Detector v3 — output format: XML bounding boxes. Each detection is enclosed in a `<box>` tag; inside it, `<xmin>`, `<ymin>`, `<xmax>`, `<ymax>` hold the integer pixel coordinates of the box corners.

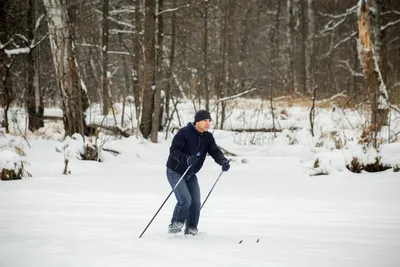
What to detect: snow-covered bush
<box><xmin>0</xmin><ymin>136</ymin><xmax>31</xmax><ymax>180</ymax></box>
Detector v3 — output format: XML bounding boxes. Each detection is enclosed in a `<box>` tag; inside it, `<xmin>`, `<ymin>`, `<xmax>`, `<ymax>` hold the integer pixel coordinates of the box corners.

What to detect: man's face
<box><xmin>195</xmin><ymin>119</ymin><xmax>211</xmax><ymax>133</ymax></box>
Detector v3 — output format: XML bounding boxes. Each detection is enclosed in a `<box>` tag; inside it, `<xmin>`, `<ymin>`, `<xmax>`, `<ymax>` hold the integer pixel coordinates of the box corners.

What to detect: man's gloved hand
<box><xmin>222</xmin><ymin>159</ymin><xmax>230</xmax><ymax>172</ymax></box>
<box><xmin>187</xmin><ymin>155</ymin><xmax>199</xmax><ymax>166</ymax></box>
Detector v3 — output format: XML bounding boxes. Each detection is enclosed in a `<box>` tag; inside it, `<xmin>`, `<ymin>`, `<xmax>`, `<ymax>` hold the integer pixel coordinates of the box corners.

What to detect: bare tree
<box><xmin>151</xmin><ymin>0</ymin><xmax>164</xmax><ymax>142</ymax></box>
<box><xmin>358</xmin><ymin>0</ymin><xmax>390</xmax><ymax>148</ymax></box>
<box><xmin>26</xmin><ymin>0</ymin><xmax>44</xmax><ymax>131</ymax></box>
<box><xmin>140</xmin><ymin>0</ymin><xmax>156</xmax><ymax>139</ymax></box>
<box><xmin>0</xmin><ymin>0</ymin><xmax>14</xmax><ymax>133</ymax></box>
<box><xmin>305</xmin><ymin>0</ymin><xmax>315</xmax><ymax>93</ymax></box>
<box><xmin>102</xmin><ymin>0</ymin><xmax>110</xmax><ymax>115</ymax></box>
<box><xmin>42</xmin><ymin>0</ymin><xmax>89</xmax><ymax>136</ymax></box>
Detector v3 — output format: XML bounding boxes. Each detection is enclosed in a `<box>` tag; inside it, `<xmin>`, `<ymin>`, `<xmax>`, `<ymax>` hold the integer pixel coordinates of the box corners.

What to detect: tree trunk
<box><xmin>133</xmin><ymin>0</ymin><xmax>142</xmax><ymax>137</ymax></box>
<box><xmin>140</xmin><ymin>0</ymin><xmax>156</xmax><ymax>139</ymax></box>
<box><xmin>202</xmin><ymin>5</ymin><xmax>210</xmax><ymax>111</ymax></box>
<box><xmin>1</xmin><ymin>58</ymin><xmax>14</xmax><ymax>133</ymax></box>
<box><xmin>358</xmin><ymin>0</ymin><xmax>389</xmax><ymax>148</ymax></box>
<box><xmin>0</xmin><ymin>0</ymin><xmax>13</xmax><ymax>133</ymax></box>
<box><xmin>151</xmin><ymin>0</ymin><xmax>163</xmax><ymax>142</ymax></box>
<box><xmin>26</xmin><ymin>0</ymin><xmax>44</xmax><ymax>132</ymax></box>
<box><xmin>215</xmin><ymin>1</ymin><xmax>228</xmax><ymax>129</ymax></box>
<box><xmin>165</xmin><ymin>0</ymin><xmax>177</xmax><ymax>126</ymax></box>
<box><xmin>120</xmin><ymin>32</ymin><xmax>129</xmax><ymax>128</ymax></box>
<box><xmin>43</xmin><ymin>0</ymin><xmax>89</xmax><ymax>137</ymax></box>
<box><xmin>305</xmin><ymin>0</ymin><xmax>315</xmax><ymax>93</ymax></box>
<box><xmin>285</xmin><ymin>0</ymin><xmax>294</xmax><ymax>92</ymax></box>
<box><xmin>293</xmin><ymin>0</ymin><xmax>306</xmax><ymax>93</ymax></box>
<box><xmin>102</xmin><ymin>0</ymin><xmax>110</xmax><ymax>115</ymax></box>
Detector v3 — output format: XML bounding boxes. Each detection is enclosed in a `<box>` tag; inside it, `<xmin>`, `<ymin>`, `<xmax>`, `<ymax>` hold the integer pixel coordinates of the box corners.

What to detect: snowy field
<box><xmin>1</xmin><ymin>101</ymin><xmax>400</xmax><ymax>267</ymax></box>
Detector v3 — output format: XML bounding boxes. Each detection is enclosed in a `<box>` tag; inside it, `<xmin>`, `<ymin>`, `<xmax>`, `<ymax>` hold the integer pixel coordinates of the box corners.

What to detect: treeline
<box><xmin>1</xmin><ymin>0</ymin><xmax>400</xmax><ymax>143</ymax></box>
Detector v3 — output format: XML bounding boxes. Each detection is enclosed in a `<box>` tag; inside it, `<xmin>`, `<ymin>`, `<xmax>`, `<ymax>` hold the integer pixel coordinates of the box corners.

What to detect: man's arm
<box><xmin>170</xmin><ymin>130</ymin><xmax>189</xmax><ymax>163</ymax></box>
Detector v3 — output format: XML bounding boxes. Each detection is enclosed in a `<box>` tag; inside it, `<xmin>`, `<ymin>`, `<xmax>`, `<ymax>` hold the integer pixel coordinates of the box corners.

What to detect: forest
<box><xmin>1</xmin><ymin>0</ymin><xmax>400</xmax><ymax>145</ymax></box>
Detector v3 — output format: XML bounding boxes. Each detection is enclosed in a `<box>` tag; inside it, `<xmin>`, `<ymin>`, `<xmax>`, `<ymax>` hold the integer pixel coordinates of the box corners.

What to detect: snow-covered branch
<box><xmin>94</xmin><ymin>9</ymin><xmax>135</xmax><ymax>29</ymax></box>
<box><xmin>337</xmin><ymin>60</ymin><xmax>363</xmax><ymax>77</ymax></box>
<box><xmin>381</xmin><ymin>18</ymin><xmax>400</xmax><ymax>31</ymax></box>
<box><xmin>156</xmin><ymin>4</ymin><xmax>190</xmax><ymax>17</ymax></box>
<box><xmin>156</xmin><ymin>0</ymin><xmax>213</xmax><ymax>17</ymax></box>
<box><xmin>0</xmin><ymin>39</ymin><xmax>13</xmax><ymax>50</ymax></box>
<box><xmin>218</xmin><ymin>88</ymin><xmax>257</xmax><ymax>103</ymax></box>
<box><xmin>319</xmin><ymin>5</ymin><xmax>358</xmax><ymax>19</ymax></box>
<box><xmin>35</xmin><ymin>14</ymin><xmax>45</xmax><ymax>32</ymax></box>
<box><xmin>75</xmin><ymin>43</ymin><xmax>131</xmax><ymax>55</ymax></box>
<box><xmin>109</xmin><ymin>29</ymin><xmax>136</xmax><ymax>34</ymax></box>
<box><xmin>315</xmin><ymin>91</ymin><xmax>347</xmax><ymax>105</ymax></box>
<box><xmin>318</xmin><ymin>5</ymin><xmax>357</xmax><ymax>36</ymax></box>
<box><xmin>4</xmin><ymin>33</ymin><xmax>48</xmax><ymax>56</ymax></box>
<box><xmin>109</xmin><ymin>8</ymin><xmax>135</xmax><ymax>15</ymax></box>
<box><xmin>390</xmin><ymin>104</ymin><xmax>400</xmax><ymax>114</ymax></box>
<box><xmin>322</xmin><ymin>32</ymin><xmax>357</xmax><ymax>57</ymax></box>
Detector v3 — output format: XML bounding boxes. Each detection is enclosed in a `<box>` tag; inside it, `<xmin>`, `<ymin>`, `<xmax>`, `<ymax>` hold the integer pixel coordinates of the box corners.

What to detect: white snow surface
<box><xmin>1</xmin><ymin>101</ymin><xmax>400</xmax><ymax>267</ymax></box>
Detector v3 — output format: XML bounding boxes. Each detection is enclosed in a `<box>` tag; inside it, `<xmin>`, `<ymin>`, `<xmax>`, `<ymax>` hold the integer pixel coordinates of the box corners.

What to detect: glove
<box><xmin>221</xmin><ymin>159</ymin><xmax>230</xmax><ymax>172</ymax></box>
<box><xmin>187</xmin><ymin>155</ymin><xmax>198</xmax><ymax>166</ymax></box>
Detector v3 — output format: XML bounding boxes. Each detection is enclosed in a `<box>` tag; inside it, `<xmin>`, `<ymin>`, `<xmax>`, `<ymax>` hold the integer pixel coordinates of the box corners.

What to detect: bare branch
<box><xmin>109</xmin><ymin>8</ymin><xmax>135</xmax><ymax>15</ymax></box>
<box><xmin>318</xmin><ymin>5</ymin><xmax>357</xmax><ymax>37</ymax></box>
<box><xmin>218</xmin><ymin>88</ymin><xmax>257</xmax><ymax>102</ymax></box>
<box><xmin>35</xmin><ymin>14</ymin><xmax>45</xmax><ymax>32</ymax></box>
<box><xmin>156</xmin><ymin>4</ymin><xmax>191</xmax><ymax>17</ymax></box>
<box><xmin>390</xmin><ymin>104</ymin><xmax>400</xmax><ymax>114</ymax></box>
<box><xmin>322</xmin><ymin>32</ymin><xmax>357</xmax><ymax>57</ymax></box>
<box><xmin>94</xmin><ymin>9</ymin><xmax>135</xmax><ymax>29</ymax></box>
<box><xmin>210</xmin><ymin>88</ymin><xmax>257</xmax><ymax>113</ymax></box>
<box><xmin>75</xmin><ymin>43</ymin><xmax>131</xmax><ymax>55</ymax></box>
<box><xmin>315</xmin><ymin>91</ymin><xmax>347</xmax><ymax>105</ymax></box>
<box><xmin>381</xmin><ymin>18</ymin><xmax>400</xmax><ymax>31</ymax></box>
<box><xmin>32</xmin><ymin>33</ymin><xmax>49</xmax><ymax>48</ymax></box>
<box><xmin>109</xmin><ymin>29</ymin><xmax>136</xmax><ymax>34</ymax></box>
<box><xmin>337</xmin><ymin>60</ymin><xmax>363</xmax><ymax>77</ymax></box>
<box><xmin>156</xmin><ymin>0</ymin><xmax>214</xmax><ymax>17</ymax></box>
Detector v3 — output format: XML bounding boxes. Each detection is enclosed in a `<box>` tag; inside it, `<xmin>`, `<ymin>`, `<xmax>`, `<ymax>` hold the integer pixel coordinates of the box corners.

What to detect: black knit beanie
<box><xmin>194</xmin><ymin>110</ymin><xmax>212</xmax><ymax>123</ymax></box>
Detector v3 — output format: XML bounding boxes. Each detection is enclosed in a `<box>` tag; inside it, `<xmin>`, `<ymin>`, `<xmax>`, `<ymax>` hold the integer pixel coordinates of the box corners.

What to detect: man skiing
<box><xmin>166</xmin><ymin>109</ymin><xmax>230</xmax><ymax>235</ymax></box>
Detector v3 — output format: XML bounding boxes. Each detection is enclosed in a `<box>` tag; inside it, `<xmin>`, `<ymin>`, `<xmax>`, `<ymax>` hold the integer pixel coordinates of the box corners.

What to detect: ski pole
<box><xmin>200</xmin><ymin>170</ymin><xmax>224</xmax><ymax>210</ymax></box>
<box><xmin>139</xmin><ymin>165</ymin><xmax>192</xmax><ymax>238</ymax></box>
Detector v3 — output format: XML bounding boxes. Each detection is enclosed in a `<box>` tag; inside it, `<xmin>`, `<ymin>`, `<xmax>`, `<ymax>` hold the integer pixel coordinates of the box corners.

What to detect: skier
<box><xmin>166</xmin><ymin>109</ymin><xmax>230</xmax><ymax>235</ymax></box>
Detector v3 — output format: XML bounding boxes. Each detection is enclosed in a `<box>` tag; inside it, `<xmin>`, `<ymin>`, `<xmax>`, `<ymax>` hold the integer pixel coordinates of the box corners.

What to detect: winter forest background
<box><xmin>1</xmin><ymin>0</ymin><xmax>400</xmax><ymax>172</ymax></box>
<box><xmin>1</xmin><ymin>1</ymin><xmax>400</xmax><ymax>266</ymax></box>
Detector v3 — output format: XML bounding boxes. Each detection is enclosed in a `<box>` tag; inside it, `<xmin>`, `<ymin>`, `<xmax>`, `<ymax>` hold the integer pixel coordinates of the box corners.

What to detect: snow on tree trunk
<box><xmin>42</xmin><ymin>0</ymin><xmax>89</xmax><ymax>137</ymax></box>
<box><xmin>357</xmin><ymin>0</ymin><xmax>389</xmax><ymax>148</ymax></box>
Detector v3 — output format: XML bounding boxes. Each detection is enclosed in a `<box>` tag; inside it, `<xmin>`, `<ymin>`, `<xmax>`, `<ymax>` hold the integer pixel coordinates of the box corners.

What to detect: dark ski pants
<box><xmin>166</xmin><ymin>168</ymin><xmax>201</xmax><ymax>228</ymax></box>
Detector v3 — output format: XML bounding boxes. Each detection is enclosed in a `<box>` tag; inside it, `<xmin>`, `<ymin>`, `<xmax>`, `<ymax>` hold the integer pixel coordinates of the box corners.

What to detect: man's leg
<box><xmin>185</xmin><ymin>174</ymin><xmax>201</xmax><ymax>230</ymax></box>
<box><xmin>166</xmin><ymin>168</ymin><xmax>192</xmax><ymax>226</ymax></box>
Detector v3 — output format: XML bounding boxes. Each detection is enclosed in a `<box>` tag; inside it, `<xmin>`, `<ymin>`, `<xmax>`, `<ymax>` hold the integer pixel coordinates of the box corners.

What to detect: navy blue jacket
<box><xmin>166</xmin><ymin>123</ymin><xmax>226</xmax><ymax>175</ymax></box>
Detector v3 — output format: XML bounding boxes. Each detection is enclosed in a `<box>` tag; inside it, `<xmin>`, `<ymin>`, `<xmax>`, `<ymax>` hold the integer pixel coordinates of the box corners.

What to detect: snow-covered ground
<box><xmin>1</xmin><ymin>101</ymin><xmax>400</xmax><ymax>267</ymax></box>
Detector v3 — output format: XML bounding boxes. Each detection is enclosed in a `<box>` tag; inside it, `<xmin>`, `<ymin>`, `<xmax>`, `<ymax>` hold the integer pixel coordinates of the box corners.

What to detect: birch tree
<box><xmin>357</xmin><ymin>0</ymin><xmax>389</xmax><ymax>147</ymax></box>
<box><xmin>42</xmin><ymin>0</ymin><xmax>89</xmax><ymax>136</ymax></box>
